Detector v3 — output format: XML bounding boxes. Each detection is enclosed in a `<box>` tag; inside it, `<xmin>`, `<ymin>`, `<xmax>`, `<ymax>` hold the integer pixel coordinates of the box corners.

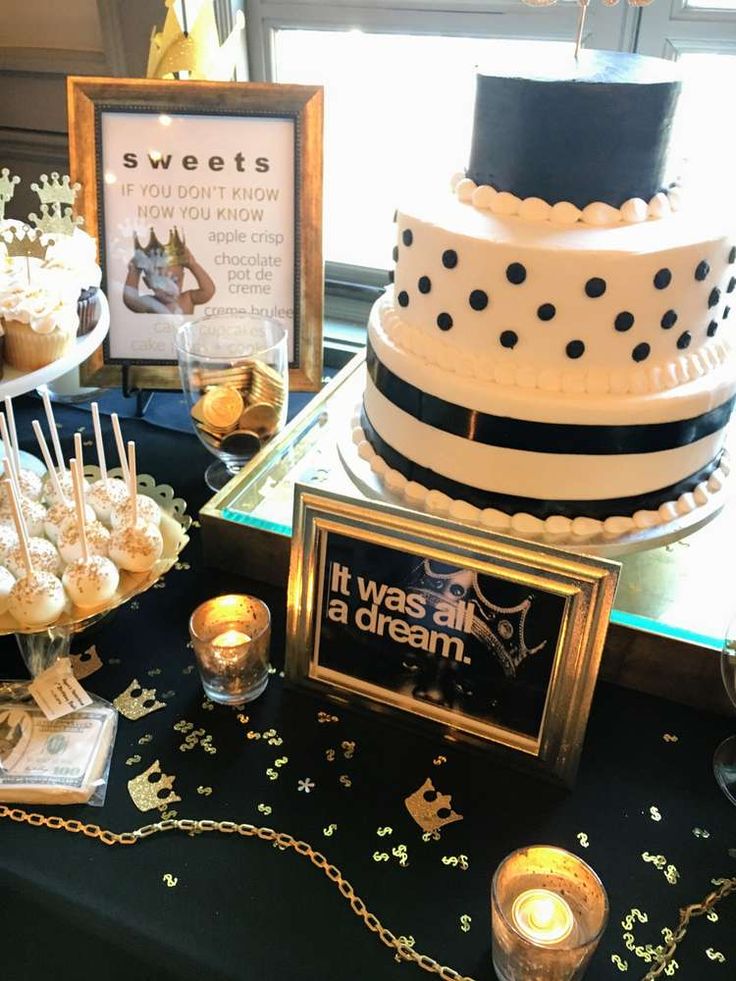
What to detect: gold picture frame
<box><xmin>67</xmin><ymin>75</ymin><xmax>323</xmax><ymax>392</ymax></box>
<box><xmin>287</xmin><ymin>487</ymin><xmax>620</xmax><ymax>786</ymax></box>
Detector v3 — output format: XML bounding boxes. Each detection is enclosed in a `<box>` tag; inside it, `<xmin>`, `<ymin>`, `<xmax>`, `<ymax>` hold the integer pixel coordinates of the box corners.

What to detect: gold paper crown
<box><xmin>147</xmin><ymin>0</ymin><xmax>245</xmax><ymax>81</ymax></box>
<box><xmin>28</xmin><ymin>173</ymin><xmax>83</xmax><ymax>237</ymax></box>
<box><xmin>113</xmin><ymin>678</ymin><xmax>167</xmax><ymax>721</ymax></box>
<box><xmin>70</xmin><ymin>646</ymin><xmax>103</xmax><ymax>681</ymax></box>
<box><xmin>128</xmin><ymin>760</ymin><xmax>182</xmax><ymax>812</ymax></box>
<box><xmin>0</xmin><ymin>168</ymin><xmax>20</xmax><ymax>222</ymax></box>
<box><xmin>404</xmin><ymin>778</ymin><xmax>464</xmax><ymax>835</ymax></box>
<box><xmin>30</xmin><ymin>172</ymin><xmax>80</xmax><ymax>208</ymax></box>
<box><xmin>1</xmin><ymin>225</ymin><xmax>51</xmax><ymax>261</ymax></box>
<box><xmin>133</xmin><ymin>226</ymin><xmax>187</xmax><ymax>267</ymax></box>
<box><xmin>29</xmin><ymin>203</ymin><xmax>84</xmax><ymax>237</ymax></box>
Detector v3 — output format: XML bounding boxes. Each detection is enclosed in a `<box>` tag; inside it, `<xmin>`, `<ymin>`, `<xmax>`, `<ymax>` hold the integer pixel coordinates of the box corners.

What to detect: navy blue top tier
<box><xmin>466</xmin><ymin>49</ymin><xmax>682</xmax><ymax>210</ymax></box>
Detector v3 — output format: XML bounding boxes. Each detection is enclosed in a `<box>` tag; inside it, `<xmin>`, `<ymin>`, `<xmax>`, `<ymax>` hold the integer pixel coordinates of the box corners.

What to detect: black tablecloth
<box><xmin>1</xmin><ymin>393</ymin><xmax>735</xmax><ymax>981</ymax></box>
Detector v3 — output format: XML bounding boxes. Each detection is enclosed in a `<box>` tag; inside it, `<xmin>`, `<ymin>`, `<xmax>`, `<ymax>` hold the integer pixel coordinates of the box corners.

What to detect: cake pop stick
<box><xmin>71</xmin><ymin>458</ymin><xmax>89</xmax><ymax>564</ymax></box>
<box><xmin>4</xmin><ymin>398</ymin><xmax>21</xmax><ymax>478</ymax></box>
<box><xmin>41</xmin><ymin>390</ymin><xmax>65</xmax><ymax>474</ymax></box>
<box><xmin>91</xmin><ymin>403</ymin><xmax>108</xmax><ymax>486</ymax></box>
<box><xmin>111</xmin><ymin>414</ymin><xmax>130</xmax><ymax>482</ymax></box>
<box><xmin>128</xmin><ymin>440</ymin><xmax>138</xmax><ymax>526</ymax></box>
<box><xmin>109</xmin><ymin>439</ymin><xmax>163</xmax><ymax>573</ymax></box>
<box><xmin>2</xmin><ymin>478</ymin><xmax>32</xmax><ymax>576</ymax></box>
<box><xmin>32</xmin><ymin>420</ymin><xmax>66</xmax><ymax>504</ymax></box>
<box><xmin>63</xmin><ymin>457</ymin><xmax>119</xmax><ymax>608</ymax></box>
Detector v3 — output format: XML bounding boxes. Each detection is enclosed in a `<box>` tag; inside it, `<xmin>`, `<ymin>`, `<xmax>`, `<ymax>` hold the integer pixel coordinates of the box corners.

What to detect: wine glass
<box><xmin>175</xmin><ymin>315</ymin><xmax>288</xmax><ymax>491</ymax></box>
<box><xmin>713</xmin><ymin>623</ymin><xmax>736</xmax><ymax>805</ymax></box>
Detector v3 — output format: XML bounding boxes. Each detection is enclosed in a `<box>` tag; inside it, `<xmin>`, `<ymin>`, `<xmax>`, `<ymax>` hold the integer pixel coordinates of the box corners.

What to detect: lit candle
<box><xmin>212</xmin><ymin>629</ymin><xmax>251</xmax><ymax>649</ymax></box>
<box><xmin>511</xmin><ymin>889</ymin><xmax>574</xmax><ymax>946</ymax></box>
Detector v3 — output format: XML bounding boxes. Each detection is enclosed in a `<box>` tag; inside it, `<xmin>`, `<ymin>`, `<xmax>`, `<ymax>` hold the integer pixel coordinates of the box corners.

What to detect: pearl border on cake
<box><xmin>350</xmin><ymin>409</ymin><xmax>731</xmax><ymax>542</ymax></box>
<box><xmin>450</xmin><ymin>173</ymin><xmax>683</xmax><ymax>227</ymax></box>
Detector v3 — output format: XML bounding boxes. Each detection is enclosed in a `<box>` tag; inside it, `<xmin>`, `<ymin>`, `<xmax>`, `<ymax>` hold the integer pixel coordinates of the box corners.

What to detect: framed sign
<box><xmin>287</xmin><ymin>488</ymin><xmax>619</xmax><ymax>786</ymax></box>
<box><xmin>67</xmin><ymin>76</ymin><xmax>323</xmax><ymax>391</ymax></box>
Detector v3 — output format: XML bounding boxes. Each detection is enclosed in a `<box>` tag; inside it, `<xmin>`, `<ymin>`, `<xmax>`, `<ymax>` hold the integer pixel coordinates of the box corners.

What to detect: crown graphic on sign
<box><xmin>147</xmin><ymin>0</ymin><xmax>245</xmax><ymax>81</ymax></box>
<box><xmin>128</xmin><ymin>760</ymin><xmax>182</xmax><ymax>812</ymax></box>
<box><xmin>0</xmin><ymin>168</ymin><xmax>20</xmax><ymax>222</ymax></box>
<box><xmin>113</xmin><ymin>678</ymin><xmax>167</xmax><ymax>721</ymax></box>
<box><xmin>133</xmin><ymin>226</ymin><xmax>187</xmax><ymax>268</ymax></box>
<box><xmin>404</xmin><ymin>778</ymin><xmax>464</xmax><ymax>835</ymax></box>
<box><xmin>415</xmin><ymin>560</ymin><xmax>546</xmax><ymax>678</ymax></box>
<box><xmin>1</xmin><ymin>225</ymin><xmax>52</xmax><ymax>261</ymax></box>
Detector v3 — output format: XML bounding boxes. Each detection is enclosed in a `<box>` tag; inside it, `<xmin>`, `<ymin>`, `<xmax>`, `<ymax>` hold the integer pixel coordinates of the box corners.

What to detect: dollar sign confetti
<box><xmin>162</xmin><ymin>874</ymin><xmax>178</xmax><ymax>887</ymax></box>
<box><xmin>664</xmin><ymin>865</ymin><xmax>679</xmax><ymax>885</ymax></box>
<box><xmin>341</xmin><ymin>740</ymin><xmax>356</xmax><ymax>759</ymax></box>
<box><xmin>274</xmin><ymin>756</ymin><xmax>288</xmax><ymax>768</ymax></box>
<box><xmin>392</xmin><ymin>845</ymin><xmax>408</xmax><ymax>867</ymax></box>
<box><xmin>460</xmin><ymin>915</ymin><xmax>471</xmax><ymax>933</ymax></box>
<box><xmin>161</xmin><ymin>690</ymin><xmax>175</xmax><ymax>699</ymax></box>
<box><xmin>147</xmin><ymin>668</ymin><xmax>161</xmax><ymax>676</ymax></box>
<box><xmin>623</xmin><ymin>933</ymin><xmax>636</xmax><ymax>952</ymax></box>
<box><xmin>263</xmin><ymin>729</ymin><xmax>276</xmax><ymax>738</ymax></box>
<box><xmin>662</xmin><ymin>734</ymin><xmax>679</xmax><ymax>743</ymax></box>
<box><xmin>611</xmin><ymin>954</ymin><xmax>628</xmax><ymax>972</ymax></box>
<box><xmin>325</xmin><ymin>749</ymin><xmax>336</xmax><ymax>762</ymax></box>
<box><xmin>649</xmin><ymin>806</ymin><xmax>662</xmax><ymax>822</ymax></box>
<box><xmin>577</xmin><ymin>832</ymin><xmax>589</xmax><ymax>848</ymax></box>
<box><xmin>422</xmin><ymin>830</ymin><xmax>441</xmax><ymax>842</ymax></box>
<box><xmin>160</xmin><ymin>809</ymin><xmax>177</xmax><ymax>820</ymax></box>
<box><xmin>339</xmin><ymin>775</ymin><xmax>352</xmax><ymax>788</ymax></box>
<box><xmin>317</xmin><ymin>711</ymin><xmax>339</xmax><ymax>723</ymax></box>
<box><xmin>693</xmin><ymin>827</ymin><xmax>710</xmax><ymax>839</ymax></box>
<box><xmin>202</xmin><ymin>700</ymin><xmax>214</xmax><ymax>711</ymax></box>
<box><xmin>138</xmin><ymin>734</ymin><xmax>153</xmax><ymax>745</ymax></box>
<box><xmin>257</xmin><ymin>804</ymin><xmax>272</xmax><ymax>816</ymax></box>
<box><xmin>372</xmin><ymin>851</ymin><xmax>390</xmax><ymax>862</ymax></box>
<box><xmin>182</xmin><ymin>664</ymin><xmax>195</xmax><ymax>674</ymax></box>
<box><xmin>196</xmin><ymin>786</ymin><xmax>212</xmax><ymax>796</ymax></box>
<box><xmin>109</xmin><ymin>657</ymin><xmax>121</xmax><ymax>665</ymax></box>
<box><xmin>458</xmin><ymin>855</ymin><xmax>469</xmax><ymax>870</ymax></box>
<box><xmin>395</xmin><ymin>936</ymin><xmax>415</xmax><ymax>963</ymax></box>
<box><xmin>433</xmin><ymin>755</ymin><xmax>446</xmax><ymax>765</ymax></box>
<box><xmin>237</xmin><ymin>714</ymin><xmax>249</xmax><ymax>725</ymax></box>
<box><xmin>707</xmin><ymin>911</ymin><xmax>719</xmax><ymax>923</ymax></box>
<box><xmin>441</xmin><ymin>856</ymin><xmax>458</xmax><ymax>867</ymax></box>
<box><xmin>247</xmin><ymin>731</ymin><xmax>262</xmax><ymax>740</ymax></box>
<box><xmin>266</xmin><ymin>768</ymin><xmax>278</xmax><ymax>780</ymax></box>
<box><xmin>376</xmin><ymin>827</ymin><xmax>393</xmax><ymax>837</ymax></box>
<box><xmin>323</xmin><ymin>824</ymin><xmax>337</xmax><ymax>837</ymax></box>
<box><xmin>125</xmin><ymin>755</ymin><xmax>141</xmax><ymax>765</ymax></box>
<box><xmin>268</xmin><ymin>737</ymin><xmax>283</xmax><ymax>746</ymax></box>
<box><xmin>663</xmin><ymin>961</ymin><xmax>679</xmax><ymax>977</ymax></box>
<box><xmin>706</xmin><ymin>949</ymin><xmax>726</xmax><ymax>963</ymax></box>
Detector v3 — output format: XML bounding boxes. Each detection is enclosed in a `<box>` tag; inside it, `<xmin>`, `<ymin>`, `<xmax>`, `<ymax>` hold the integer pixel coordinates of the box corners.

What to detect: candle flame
<box><xmin>212</xmin><ymin>629</ymin><xmax>251</xmax><ymax>648</ymax></box>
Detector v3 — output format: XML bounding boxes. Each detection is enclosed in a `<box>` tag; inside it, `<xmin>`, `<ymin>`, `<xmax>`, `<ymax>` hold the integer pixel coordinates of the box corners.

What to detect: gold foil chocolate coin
<box><xmin>239</xmin><ymin>402</ymin><xmax>280</xmax><ymax>439</ymax></box>
<box><xmin>201</xmin><ymin>386</ymin><xmax>244</xmax><ymax>431</ymax></box>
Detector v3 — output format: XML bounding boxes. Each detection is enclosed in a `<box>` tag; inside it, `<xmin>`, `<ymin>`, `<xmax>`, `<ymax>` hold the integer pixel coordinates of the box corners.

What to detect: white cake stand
<box><xmin>337</xmin><ymin>415</ymin><xmax>728</xmax><ymax>560</ymax></box>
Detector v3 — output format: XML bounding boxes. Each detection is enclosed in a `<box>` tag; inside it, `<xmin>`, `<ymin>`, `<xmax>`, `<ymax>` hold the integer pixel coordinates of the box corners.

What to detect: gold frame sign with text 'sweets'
<box><xmin>287</xmin><ymin>488</ymin><xmax>620</xmax><ymax>786</ymax></box>
<box><xmin>67</xmin><ymin>77</ymin><xmax>323</xmax><ymax>391</ymax></box>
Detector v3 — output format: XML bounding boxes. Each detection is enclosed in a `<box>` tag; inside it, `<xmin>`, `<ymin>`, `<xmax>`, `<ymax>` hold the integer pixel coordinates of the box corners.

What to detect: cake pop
<box><xmin>57</xmin><ymin>515</ymin><xmax>110</xmax><ymax>563</ymax></box>
<box><xmin>62</xmin><ymin>458</ymin><xmax>119</xmax><ymax>609</ymax></box>
<box><xmin>3</xmin><ymin>478</ymin><xmax>65</xmax><ymax>628</ymax></box>
<box><xmin>33</xmin><ymin>421</ymin><xmax>94</xmax><ymax>543</ymax></box>
<box><xmin>5</xmin><ymin>535</ymin><xmax>61</xmax><ymax>578</ymax></box>
<box><xmin>87</xmin><ymin>402</ymin><xmax>128</xmax><ymax>525</ymax></box>
<box><xmin>0</xmin><ymin>434</ymin><xmax>45</xmax><ymax>538</ymax></box>
<box><xmin>0</xmin><ymin>565</ymin><xmax>14</xmax><ymax>615</ymax></box>
<box><xmin>0</xmin><ymin>523</ymin><xmax>18</xmax><ymax>565</ymax></box>
<box><xmin>3</xmin><ymin>398</ymin><xmax>42</xmax><ymax>502</ymax></box>
<box><xmin>109</xmin><ymin>441</ymin><xmax>163</xmax><ymax>573</ymax></box>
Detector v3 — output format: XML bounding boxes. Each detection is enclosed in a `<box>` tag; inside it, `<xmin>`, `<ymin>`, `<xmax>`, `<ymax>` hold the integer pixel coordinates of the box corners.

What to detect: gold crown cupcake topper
<box><xmin>128</xmin><ymin>760</ymin><xmax>181</xmax><ymax>812</ymax></box>
<box><xmin>30</xmin><ymin>172</ymin><xmax>80</xmax><ymax>208</ymax></box>
<box><xmin>28</xmin><ymin>203</ymin><xmax>84</xmax><ymax>237</ymax></box>
<box><xmin>405</xmin><ymin>778</ymin><xmax>464</xmax><ymax>835</ymax></box>
<box><xmin>1</xmin><ymin>225</ymin><xmax>51</xmax><ymax>261</ymax></box>
<box><xmin>113</xmin><ymin>678</ymin><xmax>167</xmax><ymax>720</ymax></box>
<box><xmin>29</xmin><ymin>173</ymin><xmax>83</xmax><ymax>237</ymax></box>
<box><xmin>0</xmin><ymin>168</ymin><xmax>20</xmax><ymax>222</ymax></box>
<box><xmin>133</xmin><ymin>226</ymin><xmax>187</xmax><ymax>268</ymax></box>
<box><xmin>147</xmin><ymin>0</ymin><xmax>245</xmax><ymax>81</ymax></box>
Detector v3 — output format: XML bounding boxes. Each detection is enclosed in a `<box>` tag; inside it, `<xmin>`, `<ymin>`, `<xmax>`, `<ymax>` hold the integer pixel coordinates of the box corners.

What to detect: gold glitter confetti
<box><xmin>174</xmin><ymin>720</ymin><xmax>194</xmax><ymax>733</ymax></box>
<box><xmin>323</xmin><ymin>824</ymin><xmax>337</xmax><ymax>837</ymax></box>
<box><xmin>161</xmin><ymin>690</ymin><xmax>175</xmax><ymax>700</ymax></box>
<box><xmin>326</xmin><ymin>749</ymin><xmax>336</xmax><ymax>762</ymax></box>
<box><xmin>201</xmin><ymin>699</ymin><xmax>214</xmax><ymax>711</ymax></box>
<box><xmin>642</xmin><ymin>852</ymin><xmax>667</xmax><ymax>869</ymax></box>
<box><xmin>138</xmin><ymin>734</ymin><xmax>153</xmax><ymax>745</ymax></box>
<box><xmin>460</xmin><ymin>915</ymin><xmax>471</xmax><ymax>933</ymax></box>
<box><xmin>422</xmin><ymin>830</ymin><xmax>441</xmax><ymax>842</ymax></box>
<box><xmin>174</xmin><ymin>561</ymin><xmax>191</xmax><ymax>571</ymax></box>
<box><xmin>706</xmin><ymin>949</ymin><xmax>726</xmax><ymax>963</ymax></box>
<box><xmin>267</xmin><ymin>737</ymin><xmax>283</xmax><ymax>746</ymax></box>
<box><xmin>317</xmin><ymin>711</ymin><xmax>339</xmax><ymax>723</ymax></box>
<box><xmin>707</xmin><ymin>911</ymin><xmax>719</xmax><ymax>923</ymax></box>
<box><xmin>339</xmin><ymin>775</ymin><xmax>352</xmax><ymax>788</ymax></box>
<box><xmin>649</xmin><ymin>806</ymin><xmax>662</xmax><ymax>822</ymax></box>
<box><xmin>611</xmin><ymin>954</ymin><xmax>628</xmax><ymax>972</ymax></box>
<box><xmin>182</xmin><ymin>664</ymin><xmax>195</xmax><ymax>674</ymax></box>
<box><xmin>274</xmin><ymin>756</ymin><xmax>288</xmax><ymax>768</ymax></box>
<box><xmin>153</xmin><ymin>581</ymin><xmax>166</xmax><ymax>590</ymax></box>
<box><xmin>693</xmin><ymin>828</ymin><xmax>711</xmax><ymax>839</ymax></box>
<box><xmin>297</xmin><ymin>777</ymin><xmax>315</xmax><ymax>793</ymax></box>
<box><xmin>197</xmin><ymin>786</ymin><xmax>212</xmax><ymax>796</ymax></box>
<box><xmin>663</xmin><ymin>734</ymin><xmax>679</xmax><ymax>743</ymax></box>
<box><xmin>114</xmin><ymin>679</ymin><xmax>166</xmax><ymax>720</ymax></box>
<box><xmin>247</xmin><ymin>731</ymin><xmax>262</xmax><ymax>740</ymax></box>
<box><xmin>433</xmin><ymin>755</ymin><xmax>447</xmax><ymax>765</ymax></box>
<box><xmin>147</xmin><ymin>668</ymin><xmax>162</xmax><ymax>676</ymax></box>
<box><xmin>395</xmin><ymin>936</ymin><xmax>415</xmax><ymax>963</ymax></box>
<box><xmin>392</xmin><ymin>845</ymin><xmax>408</xmax><ymax>867</ymax></box>
<box><xmin>663</xmin><ymin>961</ymin><xmax>679</xmax><ymax>977</ymax></box>
<box><xmin>128</xmin><ymin>761</ymin><xmax>181</xmax><ymax>812</ymax></box>
<box><xmin>256</xmin><ymin>804</ymin><xmax>272</xmax><ymax>816</ymax></box>
<box><xmin>162</xmin><ymin>874</ymin><xmax>178</xmax><ymax>887</ymax></box>
<box><xmin>159</xmin><ymin>808</ymin><xmax>178</xmax><ymax>820</ymax></box>
<box><xmin>125</xmin><ymin>755</ymin><xmax>142</xmax><ymax>765</ymax></box>
<box><xmin>376</xmin><ymin>827</ymin><xmax>393</xmax><ymax>837</ymax></box>
<box><xmin>266</xmin><ymin>768</ymin><xmax>278</xmax><ymax>781</ymax></box>
<box><xmin>622</xmin><ymin>909</ymin><xmax>648</xmax><ymax>930</ymax></box>
<box><xmin>441</xmin><ymin>854</ymin><xmax>469</xmax><ymax>870</ymax></box>
<box><xmin>237</xmin><ymin>714</ymin><xmax>249</xmax><ymax>725</ymax></box>
<box><xmin>263</xmin><ymin>729</ymin><xmax>277</xmax><ymax>738</ymax></box>
<box><xmin>341</xmin><ymin>740</ymin><xmax>356</xmax><ymax>759</ymax></box>
<box><xmin>662</xmin><ymin>928</ymin><xmax>675</xmax><ymax>944</ymax></box>
<box><xmin>577</xmin><ymin>832</ymin><xmax>589</xmax><ymax>848</ymax></box>
<box><xmin>372</xmin><ymin>852</ymin><xmax>390</xmax><ymax>862</ymax></box>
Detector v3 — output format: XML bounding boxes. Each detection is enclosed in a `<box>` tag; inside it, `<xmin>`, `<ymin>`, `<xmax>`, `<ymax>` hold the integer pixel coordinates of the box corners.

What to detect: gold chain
<box><xmin>0</xmin><ymin>804</ymin><xmax>473</xmax><ymax>981</ymax></box>
<box><xmin>3</xmin><ymin>804</ymin><xmax>734</xmax><ymax>981</ymax></box>
<box><xmin>642</xmin><ymin>876</ymin><xmax>736</xmax><ymax>980</ymax></box>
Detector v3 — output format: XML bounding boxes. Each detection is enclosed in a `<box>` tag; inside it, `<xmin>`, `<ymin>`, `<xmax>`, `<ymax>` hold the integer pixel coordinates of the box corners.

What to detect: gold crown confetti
<box><xmin>1</xmin><ymin>226</ymin><xmax>51</xmax><ymax>261</ymax></box>
<box><xmin>70</xmin><ymin>646</ymin><xmax>103</xmax><ymax>681</ymax></box>
<box><xmin>147</xmin><ymin>0</ymin><xmax>245</xmax><ymax>81</ymax></box>
<box><xmin>404</xmin><ymin>778</ymin><xmax>464</xmax><ymax>835</ymax></box>
<box><xmin>128</xmin><ymin>760</ymin><xmax>181</xmax><ymax>812</ymax></box>
<box><xmin>113</xmin><ymin>678</ymin><xmax>167</xmax><ymax>720</ymax></box>
<box><xmin>0</xmin><ymin>168</ymin><xmax>20</xmax><ymax>222</ymax></box>
<box><xmin>133</xmin><ymin>226</ymin><xmax>187</xmax><ymax>268</ymax></box>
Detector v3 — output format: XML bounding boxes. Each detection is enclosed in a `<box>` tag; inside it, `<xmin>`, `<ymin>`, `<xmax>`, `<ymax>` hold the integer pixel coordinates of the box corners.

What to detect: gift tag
<box><xmin>28</xmin><ymin>658</ymin><xmax>92</xmax><ymax>721</ymax></box>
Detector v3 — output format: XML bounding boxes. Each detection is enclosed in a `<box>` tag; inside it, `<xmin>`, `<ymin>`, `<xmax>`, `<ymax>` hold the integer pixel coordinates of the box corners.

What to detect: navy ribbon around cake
<box><xmin>367</xmin><ymin>345</ymin><xmax>735</xmax><ymax>455</ymax></box>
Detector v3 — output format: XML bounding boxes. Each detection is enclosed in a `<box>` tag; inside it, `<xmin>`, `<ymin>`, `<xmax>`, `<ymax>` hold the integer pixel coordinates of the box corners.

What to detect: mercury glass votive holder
<box><xmin>491</xmin><ymin>846</ymin><xmax>608</xmax><ymax>981</ymax></box>
<box><xmin>189</xmin><ymin>595</ymin><xmax>271</xmax><ymax>704</ymax></box>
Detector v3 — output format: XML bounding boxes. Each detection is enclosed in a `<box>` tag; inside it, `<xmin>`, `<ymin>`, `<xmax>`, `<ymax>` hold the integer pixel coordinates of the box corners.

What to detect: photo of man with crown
<box><xmin>123</xmin><ymin>226</ymin><xmax>215</xmax><ymax>315</ymax></box>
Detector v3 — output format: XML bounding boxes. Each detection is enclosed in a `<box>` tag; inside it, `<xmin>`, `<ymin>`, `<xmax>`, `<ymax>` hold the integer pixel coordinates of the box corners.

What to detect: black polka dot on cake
<box><xmin>402</xmin><ymin>229</ymin><xmax>413</xmax><ymax>247</ymax></box>
<box><xmin>708</xmin><ymin>287</ymin><xmax>721</xmax><ymax>308</ymax></box>
<box><xmin>566</xmin><ymin>339</ymin><xmax>585</xmax><ymax>359</ymax></box>
<box><xmin>418</xmin><ymin>276</ymin><xmax>431</xmax><ymax>294</ymax></box>
<box><xmin>442</xmin><ymin>249</ymin><xmax>458</xmax><ymax>269</ymax></box>
<box><xmin>614</xmin><ymin>311</ymin><xmax>635</xmax><ymax>332</ymax></box>
<box><xmin>728</xmin><ymin>277</ymin><xmax>736</xmax><ymax>293</ymax></box>
<box><xmin>660</xmin><ymin>309</ymin><xmax>678</xmax><ymax>330</ymax></box>
<box><xmin>654</xmin><ymin>268</ymin><xmax>672</xmax><ymax>290</ymax></box>
<box><xmin>436</xmin><ymin>312</ymin><xmax>453</xmax><ymax>331</ymax></box>
<box><xmin>677</xmin><ymin>331</ymin><xmax>692</xmax><ymax>350</ymax></box>
<box><xmin>694</xmin><ymin>260</ymin><xmax>710</xmax><ymax>281</ymax></box>
<box><xmin>724</xmin><ymin>306</ymin><xmax>731</xmax><ymax>320</ymax></box>
<box><xmin>392</xmin><ymin>246</ymin><xmax>398</xmax><ymax>263</ymax></box>
<box><xmin>632</xmin><ymin>342</ymin><xmax>650</xmax><ymax>363</ymax></box>
<box><xmin>506</xmin><ymin>263</ymin><xmax>526</xmax><ymax>285</ymax></box>
<box><xmin>729</xmin><ymin>246</ymin><xmax>736</xmax><ymax>264</ymax></box>
<box><xmin>585</xmin><ymin>277</ymin><xmax>606</xmax><ymax>298</ymax></box>
<box><xmin>469</xmin><ymin>289</ymin><xmax>488</xmax><ymax>311</ymax></box>
<box><xmin>500</xmin><ymin>330</ymin><xmax>518</xmax><ymax>349</ymax></box>
<box><xmin>537</xmin><ymin>303</ymin><xmax>556</xmax><ymax>321</ymax></box>
<box><xmin>397</xmin><ymin>290</ymin><xmax>409</xmax><ymax>308</ymax></box>
<box><xmin>707</xmin><ymin>320</ymin><xmax>719</xmax><ymax>337</ymax></box>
